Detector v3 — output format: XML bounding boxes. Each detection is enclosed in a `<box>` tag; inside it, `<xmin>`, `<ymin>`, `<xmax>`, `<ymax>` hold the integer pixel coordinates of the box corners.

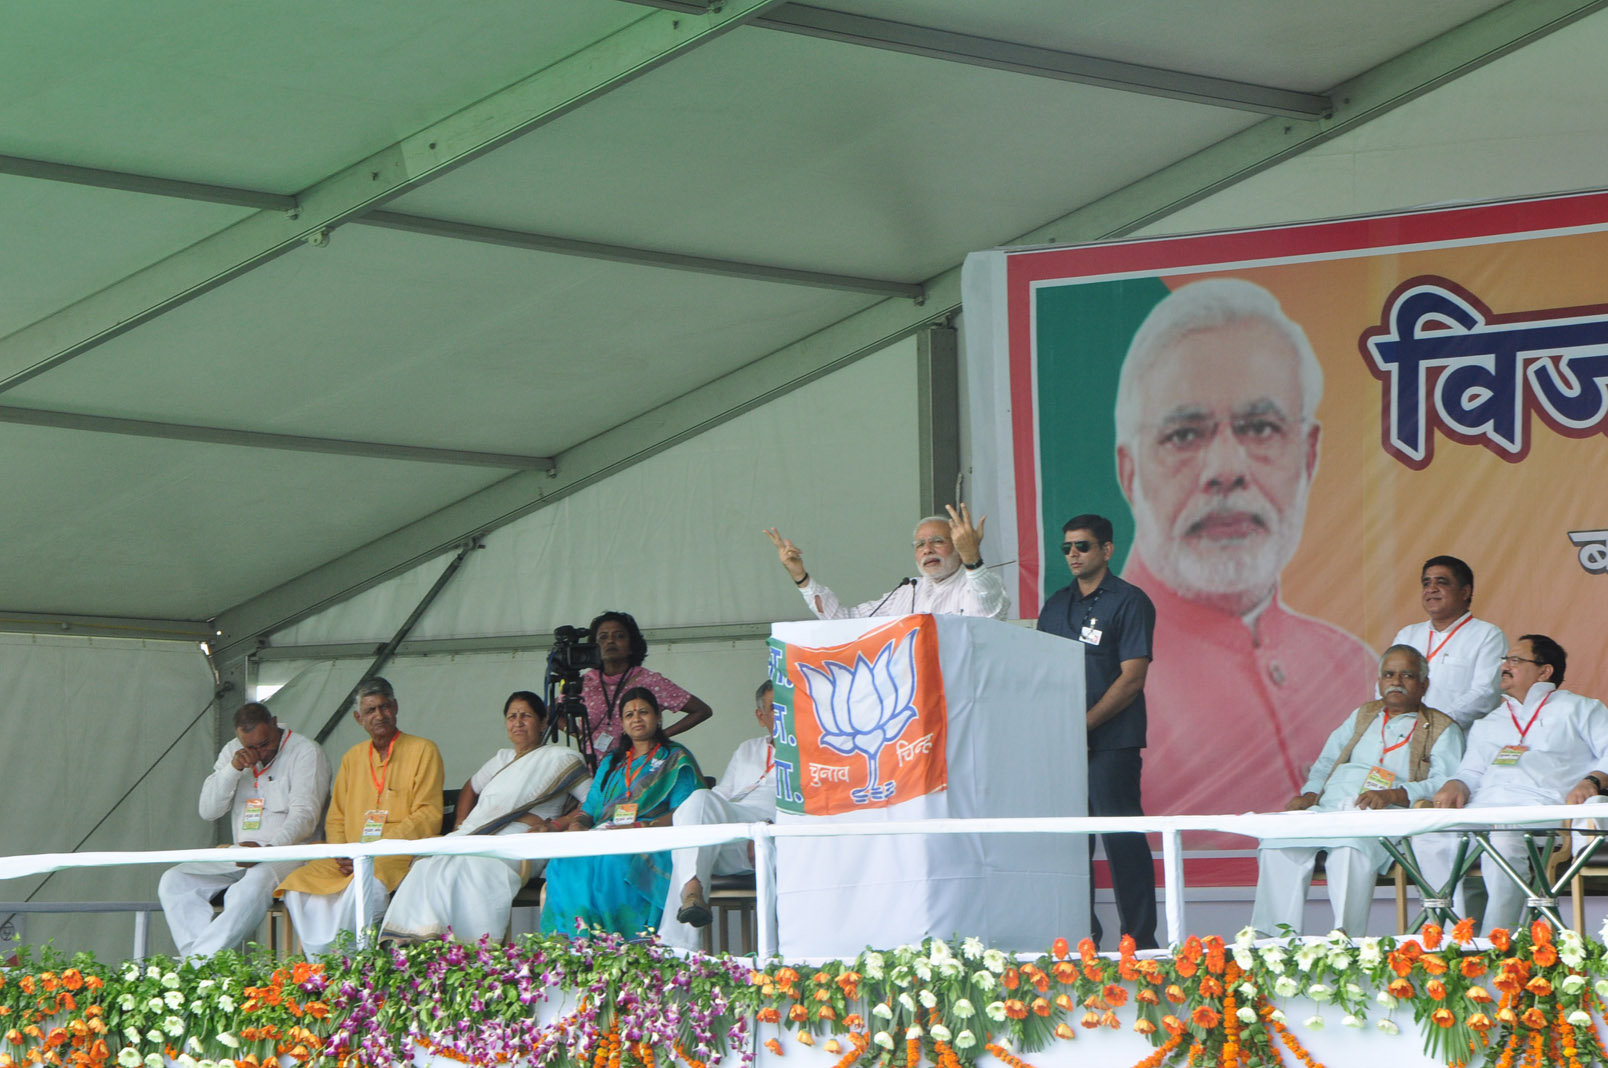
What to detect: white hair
<box><xmin>913</xmin><ymin>515</ymin><xmax>950</xmax><ymax>537</ymax></box>
<box><xmin>1379</xmin><ymin>644</ymin><xmax>1430</xmax><ymax>681</ymax></box>
<box><xmin>1113</xmin><ymin>278</ymin><xmax>1324</xmax><ymax>448</ymax></box>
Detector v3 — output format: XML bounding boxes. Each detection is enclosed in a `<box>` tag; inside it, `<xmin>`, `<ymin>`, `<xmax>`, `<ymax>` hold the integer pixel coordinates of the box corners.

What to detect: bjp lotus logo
<box><xmin>797</xmin><ymin>630</ymin><xmax>919</xmax><ymax>803</ymax></box>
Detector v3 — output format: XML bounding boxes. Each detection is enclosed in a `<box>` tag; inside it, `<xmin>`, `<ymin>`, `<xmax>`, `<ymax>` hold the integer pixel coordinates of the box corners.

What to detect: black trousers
<box><xmin>1087</xmin><ymin>746</ymin><xmax>1158</xmax><ymax>949</ymax></box>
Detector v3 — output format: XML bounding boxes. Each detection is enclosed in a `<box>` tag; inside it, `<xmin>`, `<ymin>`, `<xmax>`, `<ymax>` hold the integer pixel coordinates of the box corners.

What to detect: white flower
<box><xmin>147</xmin><ymin>996</ymin><xmax>166</xmax><ymax>1012</ymax></box>
<box><xmin>890</xmin><ymin>965</ymin><xmax>912</xmax><ymax>987</ymax></box>
<box><xmin>118</xmin><ymin>993</ymin><xmax>137</xmax><ymax>1011</ymax></box>
<box><xmin>1345</xmin><ymin>982</ymin><xmax>1365</xmax><ymax>999</ymax></box>
<box><xmin>982</xmin><ymin>949</ymin><xmax>1008</xmax><ymax>974</ymax></box>
<box><xmin>905</xmin><ymin>1026</ymin><xmax>924</xmax><ymax>1040</ymax></box>
<box><xmin>952</xmin><ymin>999</ymin><xmax>975</xmax><ymax>1018</ymax></box>
<box><xmin>1232</xmin><ymin>946</ymin><xmax>1254</xmax><ymax>970</ymax></box>
<box><xmin>196</xmin><ymin>979</ymin><xmax>215</xmax><ymax>993</ymax></box>
<box><xmin>1304</xmin><ymin>1015</ymin><xmax>1325</xmax><ymax>1031</ymax></box>
<box><xmin>930</xmin><ymin>941</ymin><xmax>954</xmax><ymax>964</ymax></box>
<box><xmin>1267</xmin><ymin>1008</ymin><xmax>1286</xmax><ymax>1024</ymax></box>
<box><xmin>1561</xmin><ymin>931</ymin><xmax>1587</xmax><ymax>969</ymax></box>
<box><xmin>1236</xmin><ymin>1007</ymin><xmax>1256</xmax><ymax>1024</ymax></box>
<box><xmin>217</xmin><ymin>1033</ymin><xmax>240</xmax><ymax>1049</ymax></box>
<box><xmin>117</xmin><ymin>1051</ymin><xmax>141</xmax><ymax>1068</ymax></box>
<box><xmin>1239</xmin><ymin>982</ymin><xmax>1257</xmax><ymax>999</ymax></box>
<box><xmin>972</xmin><ymin>970</ymin><xmax>996</xmax><ymax>992</ymax></box>
<box><xmin>1377</xmin><ymin>1019</ymin><xmax>1400</xmax><ymax>1036</ymax></box>
<box><xmin>1273</xmin><ymin>976</ymin><xmax>1299</xmax><ymax>998</ymax></box>
<box><xmin>146</xmin><ymin>1030</ymin><xmax>165</xmax><ymax>1044</ymax></box>
<box><xmin>1596</xmin><ymin>979</ymin><xmax>1608</xmax><ymax>1002</ymax></box>
<box><xmin>145</xmin><ymin>1055</ymin><xmax>164</xmax><ymax>1068</ymax></box>
<box><xmin>124</xmin><ymin>1027</ymin><xmax>141</xmax><ymax>1044</ymax></box>
<box><xmin>1307</xmin><ymin>983</ymin><xmax>1333</xmax><ymax>1003</ymax></box>
<box><xmin>863</xmin><ymin>952</ymin><xmax>885</xmax><ymax>979</ymax></box>
<box><xmin>1563</xmin><ymin>974</ymin><xmax>1588</xmax><ymax>995</ymax></box>
<box><xmin>1326</xmin><ymin>929</ymin><xmax>1350</xmax><ymax>946</ymax></box>
<box><xmin>872</xmin><ymin>1003</ymin><xmax>894</xmax><ymax>1020</ymax></box>
<box><xmin>1569</xmin><ymin>1010</ymin><xmax>1593</xmax><ymax>1027</ymax></box>
<box><xmin>200</xmin><ymin>1062</ymin><xmax>217</xmax><ymax>1068</ymax></box>
<box><xmin>913</xmin><ymin>960</ymin><xmax>933</xmax><ymax>982</ymax></box>
<box><xmin>217</xmin><ymin>994</ymin><xmax>236</xmax><ymax>1013</ymax></box>
<box><xmin>164</xmin><ymin>1015</ymin><xmax>185</xmax><ymax>1036</ymax></box>
<box><xmin>1235</xmin><ymin>925</ymin><xmax>1257</xmax><ymax>947</ymax></box>
<box><xmin>1376</xmin><ymin>991</ymin><xmax>1397</xmax><ymax>1009</ymax></box>
<box><xmin>186</xmin><ymin>1037</ymin><xmax>205</xmax><ymax>1054</ymax></box>
<box><xmin>161</xmin><ymin>971</ymin><xmax>181</xmax><ymax>990</ymax></box>
<box><xmin>918</xmin><ymin>989</ymin><xmax>937</xmax><ymax>1009</ymax></box>
<box><xmin>939</xmin><ymin>960</ymin><xmax>963</xmax><ymax>979</ymax></box>
<box><xmin>1260</xmin><ymin>947</ymin><xmax>1287</xmax><ymax>973</ymax></box>
<box><xmin>1293</xmin><ymin>943</ymin><xmax>1323</xmax><ymax>972</ymax></box>
<box><xmin>1326</xmin><ymin>950</ymin><xmax>1351</xmax><ymax>971</ymax></box>
<box><xmin>122</xmin><ymin>963</ymin><xmax>141</xmax><ymax>982</ymax></box>
<box><xmin>873</xmin><ymin>1032</ymin><xmax>894</xmax><ymax>1051</ymax></box>
<box><xmin>177</xmin><ymin>1057</ymin><xmax>199</xmax><ymax>1068</ymax></box>
<box><xmin>954</xmin><ymin>1030</ymin><xmax>976</xmax><ymax>1050</ymax></box>
<box><xmin>898</xmin><ymin>992</ymin><xmax>917</xmax><ymax>1013</ymax></box>
<box><xmin>1357</xmin><ymin>938</ymin><xmax>1383</xmax><ymax>967</ymax></box>
<box><xmin>146</xmin><ymin>965</ymin><xmax>163</xmax><ymax>980</ymax></box>
<box><xmin>165</xmin><ymin>990</ymin><xmax>185</xmax><ymax>1009</ymax></box>
<box><xmin>1341</xmin><ymin>1015</ymin><xmax>1363</xmax><ymax>1029</ymax></box>
<box><xmin>930</xmin><ymin>1025</ymin><xmax>952</xmax><ymax>1043</ymax></box>
<box><xmin>985</xmin><ymin>1001</ymin><xmax>1007</xmax><ymax>1023</ymax></box>
<box><xmin>961</xmin><ymin>937</ymin><xmax>984</xmax><ymax>960</ymax></box>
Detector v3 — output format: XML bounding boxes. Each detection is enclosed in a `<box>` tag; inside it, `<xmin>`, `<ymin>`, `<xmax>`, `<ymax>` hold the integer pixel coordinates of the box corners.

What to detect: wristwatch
<box><xmin>1586</xmin><ymin>772</ymin><xmax>1608</xmax><ymax>796</ymax></box>
<box><xmin>963</xmin><ymin>558</ymin><xmax>985</xmax><ymax>571</ymax></box>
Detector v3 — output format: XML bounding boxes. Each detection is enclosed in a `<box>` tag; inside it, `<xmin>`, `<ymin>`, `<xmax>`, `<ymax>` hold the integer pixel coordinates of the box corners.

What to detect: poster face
<box><xmin>769</xmin><ymin>616</ymin><xmax>948</xmax><ymax>816</ymax></box>
<box><xmin>970</xmin><ymin>191</ymin><xmax>1608</xmax><ymax>871</ymax></box>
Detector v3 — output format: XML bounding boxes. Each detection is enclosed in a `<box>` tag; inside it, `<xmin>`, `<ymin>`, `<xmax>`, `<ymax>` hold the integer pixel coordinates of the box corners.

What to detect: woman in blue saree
<box><xmin>540</xmin><ymin>687</ymin><xmax>705</xmax><ymax>937</ymax></box>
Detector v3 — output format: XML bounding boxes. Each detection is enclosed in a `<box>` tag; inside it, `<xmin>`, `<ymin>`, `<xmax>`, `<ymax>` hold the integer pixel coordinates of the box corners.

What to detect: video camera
<box><xmin>547</xmin><ymin>624</ymin><xmax>601</xmax><ymax>679</ymax></box>
<box><xmin>544</xmin><ymin>624</ymin><xmax>603</xmax><ymax>769</ymax></box>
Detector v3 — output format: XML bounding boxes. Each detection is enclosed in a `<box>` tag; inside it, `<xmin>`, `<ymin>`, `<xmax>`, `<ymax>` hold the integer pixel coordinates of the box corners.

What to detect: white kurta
<box><xmin>659</xmin><ymin>735</ymin><xmax>776</xmax><ymax>949</ymax></box>
<box><xmin>798</xmin><ymin>563</ymin><xmax>1010</xmax><ymax>621</ymax></box>
<box><xmin>380</xmin><ymin>746</ymin><xmax>590</xmax><ymax>943</ymax></box>
<box><xmin>1252</xmin><ymin>705</ymin><xmax>1463</xmax><ymax>936</ymax></box>
<box><xmin>159</xmin><ymin>727</ymin><xmax>332</xmax><ymax>958</ymax></box>
<box><xmin>1417</xmin><ymin>682</ymin><xmax>1608</xmax><ymax>931</ymax></box>
<box><xmin>1391</xmin><ymin>614</ymin><xmax>1506</xmax><ymax>727</ymax></box>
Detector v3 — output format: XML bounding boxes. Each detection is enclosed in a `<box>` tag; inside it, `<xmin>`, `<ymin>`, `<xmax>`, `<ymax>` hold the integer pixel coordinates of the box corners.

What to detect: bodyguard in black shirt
<box><xmin>1037</xmin><ymin>513</ymin><xmax>1158</xmax><ymax>949</ymax></box>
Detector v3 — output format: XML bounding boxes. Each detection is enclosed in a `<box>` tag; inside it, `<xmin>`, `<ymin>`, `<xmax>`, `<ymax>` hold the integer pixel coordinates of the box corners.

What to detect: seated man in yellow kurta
<box><xmin>277</xmin><ymin>677</ymin><xmax>443</xmax><ymax>955</ymax></box>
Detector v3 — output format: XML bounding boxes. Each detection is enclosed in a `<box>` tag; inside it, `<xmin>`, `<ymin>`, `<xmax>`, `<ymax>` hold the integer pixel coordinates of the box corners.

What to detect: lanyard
<box><xmin>619</xmin><ymin>744</ymin><xmax>660</xmax><ymax>795</ymax></box>
<box><xmin>1505</xmin><ymin>691</ymin><xmax>1553</xmax><ymax>742</ymax></box>
<box><xmin>368</xmin><ymin>733</ymin><xmax>399</xmax><ymax>796</ymax></box>
<box><xmin>1425</xmin><ymin>616</ymin><xmax>1472</xmax><ymax>662</ymax></box>
<box><xmin>599</xmin><ymin>667</ymin><xmax>638</xmax><ymax>724</ymax></box>
<box><xmin>1379</xmin><ymin>715</ymin><xmax>1416</xmax><ymax>756</ymax></box>
<box><xmin>252</xmin><ymin>729</ymin><xmax>289</xmax><ymax>790</ymax></box>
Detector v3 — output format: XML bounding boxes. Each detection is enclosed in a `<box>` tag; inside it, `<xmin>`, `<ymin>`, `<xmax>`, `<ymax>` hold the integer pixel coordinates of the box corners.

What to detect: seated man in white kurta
<box><xmin>1251</xmin><ymin>645</ymin><xmax>1462</xmax><ymax>936</ymax></box>
<box><xmin>159</xmin><ymin>702</ymin><xmax>332</xmax><ymax>958</ymax></box>
<box><xmin>1422</xmin><ymin>634</ymin><xmax>1608</xmax><ymax>933</ymax></box>
<box><xmin>658</xmin><ymin>679</ymin><xmax>779</xmax><ymax>949</ymax></box>
<box><xmin>381</xmin><ymin>692</ymin><xmax>591</xmax><ymax>944</ymax></box>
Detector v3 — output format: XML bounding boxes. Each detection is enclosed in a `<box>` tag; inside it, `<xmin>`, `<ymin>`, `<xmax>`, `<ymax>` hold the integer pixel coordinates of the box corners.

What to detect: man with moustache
<box><xmin>1114</xmin><ymin>278</ymin><xmax>1376</xmax><ymax>822</ymax></box>
<box><xmin>1251</xmin><ymin>646</ymin><xmax>1462</xmax><ymax>936</ymax></box>
<box><xmin>1420</xmin><ymin>635</ymin><xmax>1608</xmax><ymax>932</ymax></box>
<box><xmin>1388</xmin><ymin>556</ymin><xmax>1505</xmax><ymax>727</ymax></box>
<box><xmin>765</xmin><ymin>503</ymin><xmax>1009</xmax><ymax>620</ymax></box>
<box><xmin>276</xmin><ymin>677</ymin><xmax>443</xmax><ymax>955</ymax></box>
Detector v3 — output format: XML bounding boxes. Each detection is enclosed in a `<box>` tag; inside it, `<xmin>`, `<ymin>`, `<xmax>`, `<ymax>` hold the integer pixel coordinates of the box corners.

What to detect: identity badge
<box><xmin>361</xmin><ymin>810</ymin><xmax>388</xmax><ymax>842</ymax></box>
<box><xmin>611</xmin><ymin>803</ymin><xmax>638</xmax><ymax>826</ymax></box>
<box><xmin>1492</xmin><ymin>745</ymin><xmax>1528</xmax><ymax>767</ymax></box>
<box><xmin>1361</xmin><ymin>765</ymin><xmax>1396</xmax><ymax>791</ymax></box>
<box><xmin>1079</xmin><ymin>618</ymin><xmax>1103</xmax><ymax>645</ymax></box>
<box><xmin>241</xmin><ymin>797</ymin><xmax>265</xmax><ymax>831</ymax></box>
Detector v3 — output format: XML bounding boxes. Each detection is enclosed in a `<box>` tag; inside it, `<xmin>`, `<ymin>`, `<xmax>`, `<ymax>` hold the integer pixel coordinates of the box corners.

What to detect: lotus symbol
<box><xmin>797</xmin><ymin>631</ymin><xmax>920</xmax><ymax>803</ymax></box>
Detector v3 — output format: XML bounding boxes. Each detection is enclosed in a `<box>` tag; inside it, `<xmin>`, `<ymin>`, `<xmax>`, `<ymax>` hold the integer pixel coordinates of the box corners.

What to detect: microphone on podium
<box><xmin>869</xmin><ymin>576</ymin><xmax>916</xmax><ymax>616</ymax></box>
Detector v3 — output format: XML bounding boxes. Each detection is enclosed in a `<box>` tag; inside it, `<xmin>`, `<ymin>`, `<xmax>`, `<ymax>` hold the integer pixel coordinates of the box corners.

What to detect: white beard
<box><xmin>1130</xmin><ymin>466</ymin><xmax>1309</xmax><ymax>609</ymax></box>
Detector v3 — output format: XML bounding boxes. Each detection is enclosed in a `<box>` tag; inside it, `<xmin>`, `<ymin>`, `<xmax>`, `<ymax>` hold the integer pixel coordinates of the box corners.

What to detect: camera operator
<box><xmin>577</xmin><ymin>611</ymin><xmax>712</xmax><ymax>754</ymax></box>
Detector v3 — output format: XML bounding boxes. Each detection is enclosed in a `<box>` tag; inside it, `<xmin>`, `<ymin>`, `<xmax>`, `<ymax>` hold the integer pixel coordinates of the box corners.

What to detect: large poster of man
<box><xmin>962</xmin><ymin>190</ymin><xmax>1608</xmax><ymax>880</ymax></box>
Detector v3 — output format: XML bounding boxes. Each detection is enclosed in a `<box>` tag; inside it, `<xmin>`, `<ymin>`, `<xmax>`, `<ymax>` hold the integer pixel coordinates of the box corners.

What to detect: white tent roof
<box><xmin>2</xmin><ymin>0</ymin><xmax>1601</xmax><ymax>655</ymax></box>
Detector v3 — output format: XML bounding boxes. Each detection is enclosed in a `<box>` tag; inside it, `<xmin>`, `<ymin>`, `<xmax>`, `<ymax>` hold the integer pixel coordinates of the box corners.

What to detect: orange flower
<box><xmin>1175</xmin><ymin>958</ymin><xmax>1198</xmax><ymax>979</ymax></box>
<box><xmin>1052</xmin><ymin>937</ymin><xmax>1070</xmax><ymax>960</ymax></box>
<box><xmin>1431</xmin><ymin>1008</ymin><xmax>1455</xmax><ymax>1029</ymax></box>
<box><xmin>1082</xmin><ymin>963</ymin><xmax>1103</xmax><ymax>983</ymax></box>
<box><xmin>816</xmin><ymin>1005</ymin><xmax>836</xmax><ymax>1021</ymax></box>
<box><xmin>1003</xmin><ymin>1000</ymin><xmax>1028</xmax><ymax>1020</ymax></box>
<box><xmin>842</xmin><ymin>1014</ymin><xmax>864</xmax><ymax>1031</ymax></box>
<box><xmin>1078</xmin><ymin>939</ymin><xmax>1098</xmax><ymax>964</ymax></box>
<box><xmin>1191</xmin><ymin>1007</ymin><xmax>1220</xmax><ymax>1030</ymax></box>
<box><xmin>1031</xmin><ymin>998</ymin><xmax>1051</xmax><ymax>1018</ymax></box>
<box><xmin>1136</xmin><ymin>989</ymin><xmax>1159</xmax><ymax>1006</ymax></box>
<box><xmin>1421</xmin><ymin>953</ymin><xmax>1448</xmax><ymax>976</ymax></box>
<box><xmin>4</xmin><ymin>1031</ymin><xmax>21</xmax><ymax>1045</ymax></box>
<box><xmin>304</xmin><ymin>1001</ymin><xmax>329</xmax><ymax>1020</ymax></box>
<box><xmin>1426</xmin><ymin>979</ymin><xmax>1447</xmax><ymax>1001</ymax></box>
<box><xmin>1387</xmin><ymin>978</ymin><xmax>1415</xmax><ymax>999</ymax></box>
<box><xmin>764</xmin><ymin>1039</ymin><xmax>784</xmax><ymax>1057</ymax></box>
<box><xmin>1197</xmin><ymin>977</ymin><xmax>1224</xmax><ymax>998</ymax></box>
<box><xmin>1132</xmin><ymin>1019</ymin><xmax>1157</xmax><ymax>1037</ymax></box>
<box><xmin>1466</xmin><ymin>986</ymin><xmax>1493</xmax><ymax>1003</ymax></box>
<box><xmin>1051</xmin><ymin>961</ymin><xmax>1078</xmax><ymax>985</ymax></box>
<box><xmin>1520</xmin><ymin>1007</ymin><xmax>1548</xmax><ymax>1030</ymax></box>
<box><xmin>1030</xmin><ymin>972</ymin><xmax>1050</xmax><ymax>994</ymax></box>
<box><xmin>1451</xmin><ymin>918</ymin><xmax>1476</xmax><ymax>944</ymax></box>
<box><xmin>1489</xmin><ymin>928</ymin><xmax>1512</xmax><ymax>952</ymax></box>
<box><xmin>16</xmin><ymin>979</ymin><xmax>33</xmax><ymax>997</ymax></box>
<box><xmin>787</xmin><ymin>1004</ymin><xmax>808</xmax><ymax>1022</ymax></box>
<box><xmin>1468</xmin><ymin>1013</ymin><xmax>1493</xmax><ymax>1032</ymax></box>
<box><xmin>1119</xmin><ymin>935</ymin><xmax>1137</xmax><ymax>960</ymax></box>
<box><xmin>1399</xmin><ymin>940</ymin><xmax>1423</xmax><ymax>961</ymax></box>
<box><xmin>1102</xmin><ymin>985</ymin><xmax>1128</xmax><ymax>1008</ymax></box>
<box><xmin>757</xmin><ymin>1008</ymin><xmax>780</xmax><ymax>1024</ymax></box>
<box><xmin>1054</xmin><ymin>994</ymin><xmax>1075</xmax><ymax>1011</ymax></box>
<box><xmin>1003</xmin><ymin>968</ymin><xmax>1020</xmax><ymax>991</ymax></box>
<box><xmin>1100</xmin><ymin>1010</ymin><xmax>1120</xmax><ymax>1030</ymax></box>
<box><xmin>1161</xmin><ymin>1016</ymin><xmax>1185</xmax><ymax>1036</ymax></box>
<box><xmin>1532</xmin><ymin>943</ymin><xmax>1558</xmax><ymax>968</ymax></box>
<box><xmin>1117</xmin><ymin>958</ymin><xmax>1140</xmax><ymax>982</ymax></box>
<box><xmin>1080</xmin><ymin>1011</ymin><xmax>1101</xmax><ymax>1029</ymax></box>
<box><xmin>1388</xmin><ymin>953</ymin><xmax>1414</xmax><ymax>978</ymax></box>
<box><xmin>835</xmin><ymin>971</ymin><xmax>861</xmax><ymax>999</ymax></box>
<box><xmin>1525</xmin><ymin>976</ymin><xmax>1553</xmax><ymax>997</ymax></box>
<box><xmin>1053</xmin><ymin>1023</ymin><xmax>1076</xmax><ymax>1040</ymax></box>
<box><xmin>1530</xmin><ymin>919</ymin><xmax>1554</xmax><ymax>946</ymax></box>
<box><xmin>1164</xmin><ymin>985</ymin><xmax>1187</xmax><ymax>1004</ymax></box>
<box><xmin>1460</xmin><ymin>957</ymin><xmax>1487</xmax><ymax>978</ymax></box>
<box><xmin>1497</xmin><ymin>1007</ymin><xmax>1519</xmax><ymax>1027</ymax></box>
<box><xmin>39</xmin><ymin>975</ymin><xmax>57</xmax><ymax>994</ymax></box>
<box><xmin>774</xmin><ymin>967</ymin><xmax>800</xmax><ymax>987</ymax></box>
<box><xmin>58</xmin><ymin>972</ymin><xmax>81</xmax><ymax>994</ymax></box>
<box><xmin>1422</xmin><ymin>924</ymin><xmax>1444</xmax><ymax>950</ymax></box>
<box><xmin>812</xmin><ymin>989</ymin><xmax>832</xmax><ymax>1003</ymax></box>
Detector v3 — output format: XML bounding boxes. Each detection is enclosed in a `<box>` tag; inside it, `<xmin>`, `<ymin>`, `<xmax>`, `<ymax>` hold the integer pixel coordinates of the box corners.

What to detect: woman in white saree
<box><xmin>382</xmin><ymin>691</ymin><xmax>591</xmax><ymax>942</ymax></box>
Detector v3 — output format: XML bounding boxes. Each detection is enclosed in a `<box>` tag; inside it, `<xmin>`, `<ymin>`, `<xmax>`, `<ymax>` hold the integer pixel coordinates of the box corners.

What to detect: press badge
<box><xmin>1493</xmin><ymin>745</ymin><xmax>1528</xmax><ymax>767</ymax></box>
<box><xmin>611</xmin><ymin>803</ymin><xmax>638</xmax><ymax>826</ymax></box>
<box><xmin>1361</xmin><ymin>765</ymin><xmax>1396</xmax><ymax>791</ymax></box>
<box><xmin>361</xmin><ymin>810</ymin><xmax>388</xmax><ymax>842</ymax></box>
<box><xmin>240</xmin><ymin>797</ymin><xmax>265</xmax><ymax>831</ymax></box>
<box><xmin>595</xmin><ymin>733</ymin><xmax>613</xmax><ymax>754</ymax></box>
<box><xmin>1079</xmin><ymin>618</ymin><xmax>1104</xmax><ymax>645</ymax></box>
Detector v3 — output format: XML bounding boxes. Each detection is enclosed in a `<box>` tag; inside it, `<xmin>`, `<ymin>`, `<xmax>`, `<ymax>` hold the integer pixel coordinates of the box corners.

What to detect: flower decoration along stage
<box><xmin>5</xmin><ymin>920</ymin><xmax>1608</xmax><ymax>1068</ymax></box>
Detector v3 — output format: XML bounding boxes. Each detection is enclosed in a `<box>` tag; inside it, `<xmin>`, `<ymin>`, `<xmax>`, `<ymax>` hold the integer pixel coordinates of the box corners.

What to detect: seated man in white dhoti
<box><xmin>159</xmin><ymin>702</ymin><xmax>331</xmax><ymax>958</ymax></box>
<box><xmin>1422</xmin><ymin>634</ymin><xmax>1608</xmax><ymax>932</ymax></box>
<box><xmin>1251</xmin><ymin>646</ymin><xmax>1463</xmax><ymax>936</ymax></box>
<box><xmin>276</xmin><ymin>677</ymin><xmax>444</xmax><ymax>956</ymax></box>
<box><xmin>659</xmin><ymin>679</ymin><xmax>778</xmax><ymax>948</ymax></box>
<box><xmin>382</xmin><ymin>691</ymin><xmax>591</xmax><ymax>943</ymax></box>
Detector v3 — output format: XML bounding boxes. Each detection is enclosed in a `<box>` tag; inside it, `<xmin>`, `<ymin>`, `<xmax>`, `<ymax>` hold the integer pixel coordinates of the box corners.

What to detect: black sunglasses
<box><xmin>1061</xmin><ymin>540</ymin><xmax>1095</xmax><ymax>555</ymax></box>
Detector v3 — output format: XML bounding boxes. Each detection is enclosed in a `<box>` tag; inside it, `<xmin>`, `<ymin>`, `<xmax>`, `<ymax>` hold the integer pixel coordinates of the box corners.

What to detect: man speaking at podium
<box><xmin>764</xmin><ymin>504</ymin><xmax>1010</xmax><ymax>620</ymax></box>
<box><xmin>1037</xmin><ymin>513</ymin><xmax>1157</xmax><ymax>950</ymax></box>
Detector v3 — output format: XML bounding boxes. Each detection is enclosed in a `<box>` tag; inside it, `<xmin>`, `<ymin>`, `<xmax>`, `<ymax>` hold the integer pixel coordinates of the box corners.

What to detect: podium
<box><xmin>769</xmin><ymin>614</ymin><xmax>1087</xmax><ymax>957</ymax></box>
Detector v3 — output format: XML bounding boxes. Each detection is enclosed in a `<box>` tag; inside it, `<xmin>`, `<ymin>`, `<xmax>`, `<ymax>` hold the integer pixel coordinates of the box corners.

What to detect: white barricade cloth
<box><xmin>768</xmin><ymin>614</ymin><xmax>1089</xmax><ymax>957</ymax></box>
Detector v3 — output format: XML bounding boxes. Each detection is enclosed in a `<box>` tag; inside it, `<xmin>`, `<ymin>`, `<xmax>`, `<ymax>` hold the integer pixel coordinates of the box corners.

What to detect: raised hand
<box><xmin>763</xmin><ymin>527</ymin><xmax>807</xmax><ymax>583</ymax></box>
<box><xmin>944</xmin><ymin>503</ymin><xmax>986</xmax><ymax>565</ymax></box>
